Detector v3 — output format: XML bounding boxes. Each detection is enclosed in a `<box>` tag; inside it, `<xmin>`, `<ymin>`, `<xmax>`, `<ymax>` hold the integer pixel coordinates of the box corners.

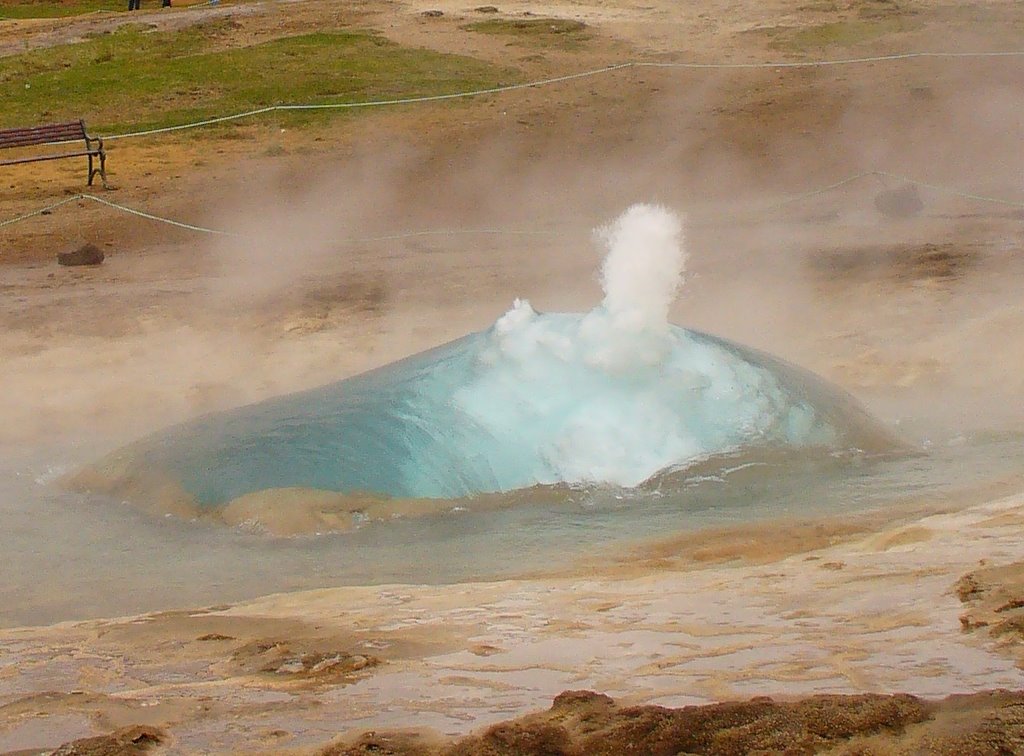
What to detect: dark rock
<box><xmin>422</xmin><ymin>9</ymin><xmax>444</xmax><ymax>17</ymax></box>
<box><xmin>447</xmin><ymin>722</ymin><xmax>573</xmax><ymax>755</ymax></box>
<box><xmin>551</xmin><ymin>689</ymin><xmax>614</xmax><ymax>712</ymax></box>
<box><xmin>57</xmin><ymin>243</ymin><xmax>105</xmax><ymax>267</ymax></box>
<box><xmin>874</xmin><ymin>183</ymin><xmax>925</xmax><ymax>218</ymax></box>
<box><xmin>474</xmin><ymin>5</ymin><xmax>500</xmax><ymax>12</ymax></box>
<box><xmin>49</xmin><ymin>725</ymin><xmax>165</xmax><ymax>755</ymax></box>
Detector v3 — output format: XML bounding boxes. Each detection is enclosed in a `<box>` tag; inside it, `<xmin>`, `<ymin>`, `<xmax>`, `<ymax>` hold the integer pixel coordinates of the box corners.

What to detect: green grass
<box><xmin>0</xmin><ymin>0</ymin><xmax>242</xmax><ymax>19</ymax></box>
<box><xmin>0</xmin><ymin>24</ymin><xmax>514</xmax><ymax>133</ymax></box>
<box><xmin>1</xmin><ymin>1</ymin><xmax>136</xmax><ymax>19</ymax></box>
<box><xmin>464</xmin><ymin>18</ymin><xmax>589</xmax><ymax>48</ymax></box>
<box><xmin>758</xmin><ymin>18</ymin><xmax>921</xmax><ymax>52</ymax></box>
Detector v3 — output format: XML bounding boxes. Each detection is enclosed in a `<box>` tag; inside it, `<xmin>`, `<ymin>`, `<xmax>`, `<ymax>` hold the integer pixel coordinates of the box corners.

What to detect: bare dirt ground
<box><xmin>3</xmin><ymin>0</ymin><xmax>1024</xmax><ymax>752</ymax></box>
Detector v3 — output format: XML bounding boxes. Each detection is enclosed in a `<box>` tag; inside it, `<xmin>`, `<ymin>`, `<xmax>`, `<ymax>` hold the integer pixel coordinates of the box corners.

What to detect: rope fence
<box><xmin>4</xmin><ymin>47</ymin><xmax>1022</xmax><ymax>239</ymax></box>
<box><xmin>3</xmin><ymin>171</ymin><xmax>1021</xmax><ymax>240</ymax></box>
<box><xmin>0</xmin><ymin>192</ymin><xmax>567</xmax><ymax>240</ymax></box>
<box><xmin>23</xmin><ymin>49</ymin><xmax>1024</xmax><ymax>144</ymax></box>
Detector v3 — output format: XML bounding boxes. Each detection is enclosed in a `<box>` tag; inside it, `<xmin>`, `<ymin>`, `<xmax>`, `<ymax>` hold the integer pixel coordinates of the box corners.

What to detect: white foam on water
<box><xmin>451</xmin><ymin>205</ymin><xmax>831</xmax><ymax>489</ymax></box>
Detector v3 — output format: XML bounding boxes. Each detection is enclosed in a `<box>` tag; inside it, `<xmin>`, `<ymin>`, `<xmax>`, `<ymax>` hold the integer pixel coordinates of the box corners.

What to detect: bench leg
<box><xmin>88</xmin><ymin>152</ymin><xmax>109</xmax><ymax>189</ymax></box>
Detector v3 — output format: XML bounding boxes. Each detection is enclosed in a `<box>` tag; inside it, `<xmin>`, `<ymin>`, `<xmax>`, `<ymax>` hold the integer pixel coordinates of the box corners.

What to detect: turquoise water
<box><xmin>84</xmin><ymin>311</ymin><xmax>893</xmax><ymax>510</ymax></box>
<box><xmin>3</xmin><ymin>420</ymin><xmax>1021</xmax><ymax>628</ymax></box>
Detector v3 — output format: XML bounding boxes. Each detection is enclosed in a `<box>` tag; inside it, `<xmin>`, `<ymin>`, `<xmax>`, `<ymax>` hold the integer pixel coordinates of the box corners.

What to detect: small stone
<box><xmin>274</xmin><ymin>658</ymin><xmax>306</xmax><ymax>674</ymax></box>
<box><xmin>874</xmin><ymin>184</ymin><xmax>924</xmax><ymax>218</ymax></box>
<box><xmin>309</xmin><ymin>654</ymin><xmax>346</xmax><ymax>674</ymax></box>
<box><xmin>475</xmin><ymin>5</ymin><xmax>499</xmax><ymax>12</ymax></box>
<box><xmin>57</xmin><ymin>243</ymin><xmax>105</xmax><ymax>266</ymax></box>
<box><xmin>470</xmin><ymin>644</ymin><xmax>502</xmax><ymax>656</ymax></box>
<box><xmin>422</xmin><ymin>9</ymin><xmax>443</xmax><ymax>16</ymax></box>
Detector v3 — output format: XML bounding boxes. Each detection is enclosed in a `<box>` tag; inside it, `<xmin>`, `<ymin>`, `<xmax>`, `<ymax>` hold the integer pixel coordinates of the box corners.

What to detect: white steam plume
<box><xmin>597</xmin><ymin>203</ymin><xmax>686</xmax><ymax>333</ymax></box>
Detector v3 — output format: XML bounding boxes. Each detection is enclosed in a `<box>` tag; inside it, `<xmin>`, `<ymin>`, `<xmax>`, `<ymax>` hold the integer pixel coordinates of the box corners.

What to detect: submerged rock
<box><xmin>220</xmin><ymin>487</ymin><xmax>360</xmax><ymax>536</ymax></box>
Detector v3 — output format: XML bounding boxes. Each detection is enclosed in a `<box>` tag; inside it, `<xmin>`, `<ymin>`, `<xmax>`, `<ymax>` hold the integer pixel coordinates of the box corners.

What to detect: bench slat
<box><xmin>0</xmin><ymin>130</ymin><xmax>88</xmax><ymax>148</ymax></box>
<box><xmin>0</xmin><ymin>120</ymin><xmax>86</xmax><ymax>136</ymax></box>
<box><xmin>0</xmin><ymin>150</ymin><xmax>100</xmax><ymax>167</ymax></box>
<box><xmin>0</xmin><ymin>133</ymin><xmax>87</xmax><ymax>148</ymax></box>
<box><xmin>0</xmin><ymin>126</ymin><xmax>86</xmax><ymax>141</ymax></box>
<box><xmin>0</xmin><ymin>121</ymin><xmax>88</xmax><ymax>149</ymax></box>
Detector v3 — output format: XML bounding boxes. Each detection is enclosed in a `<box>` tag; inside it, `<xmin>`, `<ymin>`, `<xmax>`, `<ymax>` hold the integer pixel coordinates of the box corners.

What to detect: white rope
<box><xmin>0</xmin><ymin>193</ymin><xmax>567</xmax><ymax>240</ymax></box>
<box><xmin>874</xmin><ymin>170</ymin><xmax>1024</xmax><ymax>208</ymax></box>
<box><xmin>636</xmin><ymin>50</ymin><xmax>1024</xmax><ymax>69</ymax></box>
<box><xmin>91</xmin><ymin>50</ymin><xmax>1024</xmax><ymax>142</ymax></box>
<box><xmin>3</xmin><ymin>171</ymin><xmax>1022</xmax><ymax>238</ymax></box>
<box><xmin>337</xmin><ymin>228</ymin><xmax>563</xmax><ymax>242</ymax></box>
<box><xmin>102</xmin><ymin>65</ymin><xmax>634</xmax><ymax>141</ymax></box>
<box><xmin>766</xmin><ymin>171</ymin><xmax>1024</xmax><ymax>210</ymax></box>
<box><xmin>78</xmin><ymin>193</ymin><xmax>239</xmax><ymax>234</ymax></box>
<box><xmin>768</xmin><ymin>172</ymin><xmax>878</xmax><ymax>208</ymax></box>
<box><xmin>0</xmin><ymin>196</ymin><xmax>82</xmax><ymax>229</ymax></box>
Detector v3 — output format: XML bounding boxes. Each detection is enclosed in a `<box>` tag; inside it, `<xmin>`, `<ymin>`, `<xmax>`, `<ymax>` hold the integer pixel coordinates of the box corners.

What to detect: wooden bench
<box><xmin>0</xmin><ymin>120</ymin><xmax>107</xmax><ymax>188</ymax></box>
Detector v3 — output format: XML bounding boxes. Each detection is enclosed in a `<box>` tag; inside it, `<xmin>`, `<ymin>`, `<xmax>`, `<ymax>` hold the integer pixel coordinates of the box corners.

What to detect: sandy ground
<box><xmin>3</xmin><ymin>0</ymin><xmax>1024</xmax><ymax>752</ymax></box>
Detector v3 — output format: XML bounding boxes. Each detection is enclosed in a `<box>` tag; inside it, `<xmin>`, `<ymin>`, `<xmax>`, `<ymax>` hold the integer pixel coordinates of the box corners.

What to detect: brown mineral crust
<box><xmin>48</xmin><ymin>725</ymin><xmax>165</xmax><ymax>756</ymax></box>
<box><xmin>957</xmin><ymin>561</ymin><xmax>1024</xmax><ymax>658</ymax></box>
<box><xmin>322</xmin><ymin>689</ymin><xmax>1024</xmax><ymax>755</ymax></box>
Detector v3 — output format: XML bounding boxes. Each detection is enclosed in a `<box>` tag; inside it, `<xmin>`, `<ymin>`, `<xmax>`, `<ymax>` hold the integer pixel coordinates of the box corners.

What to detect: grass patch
<box><xmin>0</xmin><ymin>1</ymin><xmax>124</xmax><ymax>19</ymax></box>
<box><xmin>759</xmin><ymin>18</ymin><xmax>921</xmax><ymax>52</ymax></box>
<box><xmin>0</xmin><ymin>25</ymin><xmax>513</xmax><ymax>133</ymax></box>
<box><xmin>464</xmin><ymin>17</ymin><xmax>589</xmax><ymax>48</ymax></box>
<box><xmin>0</xmin><ymin>0</ymin><xmax>232</xmax><ymax>19</ymax></box>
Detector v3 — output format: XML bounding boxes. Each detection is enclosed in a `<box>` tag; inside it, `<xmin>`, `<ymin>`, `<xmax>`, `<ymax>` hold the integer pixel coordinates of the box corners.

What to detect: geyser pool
<box><xmin>73</xmin><ymin>205</ymin><xmax>895</xmax><ymax>526</ymax></box>
<box><xmin>13</xmin><ymin>204</ymin><xmax>1024</xmax><ymax>627</ymax></box>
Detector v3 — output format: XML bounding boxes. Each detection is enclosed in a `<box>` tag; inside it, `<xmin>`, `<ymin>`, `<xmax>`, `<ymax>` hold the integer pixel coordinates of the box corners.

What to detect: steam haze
<box><xmin>4</xmin><ymin>59</ymin><xmax>1024</xmax><ymax>450</ymax></box>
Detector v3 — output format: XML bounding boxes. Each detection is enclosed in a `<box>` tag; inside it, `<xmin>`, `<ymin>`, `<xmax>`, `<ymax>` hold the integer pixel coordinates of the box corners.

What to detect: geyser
<box><xmin>75</xmin><ymin>205</ymin><xmax>894</xmax><ymax>515</ymax></box>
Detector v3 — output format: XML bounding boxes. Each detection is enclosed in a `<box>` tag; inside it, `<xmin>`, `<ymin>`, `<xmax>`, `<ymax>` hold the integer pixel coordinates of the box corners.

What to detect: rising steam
<box><xmin>597</xmin><ymin>203</ymin><xmax>686</xmax><ymax>333</ymax></box>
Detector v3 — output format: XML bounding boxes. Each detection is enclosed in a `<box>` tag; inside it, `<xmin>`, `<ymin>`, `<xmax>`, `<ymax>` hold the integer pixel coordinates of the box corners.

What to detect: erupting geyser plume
<box><xmin>579</xmin><ymin>203</ymin><xmax>685</xmax><ymax>369</ymax></box>
<box><xmin>71</xmin><ymin>205</ymin><xmax>895</xmax><ymax>518</ymax></box>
